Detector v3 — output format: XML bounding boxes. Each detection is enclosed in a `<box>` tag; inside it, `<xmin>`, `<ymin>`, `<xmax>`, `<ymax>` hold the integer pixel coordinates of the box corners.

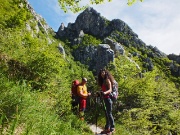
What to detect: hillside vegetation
<box><xmin>0</xmin><ymin>0</ymin><xmax>179</xmax><ymax>135</ymax></box>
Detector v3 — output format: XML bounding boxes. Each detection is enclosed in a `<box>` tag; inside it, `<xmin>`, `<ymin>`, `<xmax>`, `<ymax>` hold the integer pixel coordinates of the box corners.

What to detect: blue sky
<box><xmin>28</xmin><ymin>0</ymin><xmax>180</xmax><ymax>55</ymax></box>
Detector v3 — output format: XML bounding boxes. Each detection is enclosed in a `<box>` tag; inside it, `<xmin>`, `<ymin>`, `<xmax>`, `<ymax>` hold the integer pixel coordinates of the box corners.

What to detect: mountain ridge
<box><xmin>56</xmin><ymin>7</ymin><xmax>180</xmax><ymax>77</ymax></box>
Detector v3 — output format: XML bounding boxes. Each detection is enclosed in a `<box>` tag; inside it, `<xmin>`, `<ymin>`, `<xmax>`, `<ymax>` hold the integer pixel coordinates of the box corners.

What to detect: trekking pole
<box><xmin>100</xmin><ymin>92</ymin><xmax>110</xmax><ymax>126</ymax></box>
<box><xmin>95</xmin><ymin>96</ymin><xmax>98</xmax><ymax>135</ymax></box>
<box><xmin>89</xmin><ymin>90</ymin><xmax>93</xmax><ymax>108</ymax></box>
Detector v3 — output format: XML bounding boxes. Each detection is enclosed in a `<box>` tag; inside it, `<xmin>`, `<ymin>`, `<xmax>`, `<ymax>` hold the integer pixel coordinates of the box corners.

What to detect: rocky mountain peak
<box><xmin>56</xmin><ymin>7</ymin><xmax>170</xmax><ymax>74</ymax></box>
<box><xmin>73</xmin><ymin>7</ymin><xmax>105</xmax><ymax>36</ymax></box>
<box><xmin>77</xmin><ymin>6</ymin><xmax>101</xmax><ymax>18</ymax></box>
<box><xmin>57</xmin><ymin>7</ymin><xmax>142</xmax><ymax>46</ymax></box>
<box><xmin>57</xmin><ymin>7</ymin><xmax>109</xmax><ymax>40</ymax></box>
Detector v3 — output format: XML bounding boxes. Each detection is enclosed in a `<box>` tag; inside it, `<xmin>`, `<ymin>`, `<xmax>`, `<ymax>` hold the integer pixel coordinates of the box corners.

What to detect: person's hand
<box><xmin>88</xmin><ymin>93</ymin><xmax>91</xmax><ymax>96</ymax></box>
<box><xmin>101</xmin><ymin>91</ymin><xmax>105</xmax><ymax>95</ymax></box>
<box><xmin>95</xmin><ymin>92</ymin><xmax>100</xmax><ymax>97</ymax></box>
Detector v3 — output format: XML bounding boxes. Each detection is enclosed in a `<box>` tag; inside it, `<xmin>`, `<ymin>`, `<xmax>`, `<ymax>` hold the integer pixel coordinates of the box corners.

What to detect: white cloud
<box><xmin>132</xmin><ymin>0</ymin><xmax>180</xmax><ymax>55</ymax></box>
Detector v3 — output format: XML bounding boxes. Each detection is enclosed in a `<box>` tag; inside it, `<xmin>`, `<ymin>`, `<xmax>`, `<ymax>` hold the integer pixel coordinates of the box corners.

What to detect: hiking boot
<box><xmin>80</xmin><ymin>117</ymin><xmax>84</xmax><ymax>121</ymax></box>
<box><xmin>105</xmin><ymin>129</ymin><xmax>115</xmax><ymax>135</ymax></box>
<box><xmin>107</xmin><ymin>132</ymin><xmax>112</xmax><ymax>135</ymax></box>
<box><xmin>100</xmin><ymin>129</ymin><xmax>110</xmax><ymax>134</ymax></box>
<box><xmin>111</xmin><ymin>128</ymin><xmax>115</xmax><ymax>133</ymax></box>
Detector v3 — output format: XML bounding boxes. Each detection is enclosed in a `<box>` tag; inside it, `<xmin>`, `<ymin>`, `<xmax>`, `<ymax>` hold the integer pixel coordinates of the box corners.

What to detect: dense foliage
<box><xmin>108</xmin><ymin>57</ymin><xmax>180</xmax><ymax>135</ymax></box>
<box><xmin>58</xmin><ymin>0</ymin><xmax>143</xmax><ymax>13</ymax></box>
<box><xmin>0</xmin><ymin>0</ymin><xmax>179</xmax><ymax>135</ymax></box>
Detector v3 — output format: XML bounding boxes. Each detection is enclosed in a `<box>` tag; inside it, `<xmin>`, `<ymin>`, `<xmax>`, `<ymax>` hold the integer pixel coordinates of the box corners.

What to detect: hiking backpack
<box><xmin>110</xmin><ymin>80</ymin><xmax>118</xmax><ymax>102</ymax></box>
<box><xmin>71</xmin><ymin>80</ymin><xmax>80</xmax><ymax>108</ymax></box>
<box><xmin>71</xmin><ymin>80</ymin><xmax>79</xmax><ymax>97</ymax></box>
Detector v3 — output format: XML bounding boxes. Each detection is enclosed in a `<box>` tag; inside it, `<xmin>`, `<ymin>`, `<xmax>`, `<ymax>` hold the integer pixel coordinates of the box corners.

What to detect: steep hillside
<box><xmin>0</xmin><ymin>0</ymin><xmax>180</xmax><ymax>135</ymax></box>
<box><xmin>0</xmin><ymin>0</ymin><xmax>94</xmax><ymax>134</ymax></box>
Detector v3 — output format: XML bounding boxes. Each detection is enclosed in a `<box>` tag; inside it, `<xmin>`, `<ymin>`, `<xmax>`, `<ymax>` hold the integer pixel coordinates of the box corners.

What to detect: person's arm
<box><xmin>78</xmin><ymin>86</ymin><xmax>89</xmax><ymax>98</ymax></box>
<box><xmin>104</xmin><ymin>79</ymin><xmax>112</xmax><ymax>95</ymax></box>
<box><xmin>79</xmin><ymin>90</ymin><xmax>88</xmax><ymax>97</ymax></box>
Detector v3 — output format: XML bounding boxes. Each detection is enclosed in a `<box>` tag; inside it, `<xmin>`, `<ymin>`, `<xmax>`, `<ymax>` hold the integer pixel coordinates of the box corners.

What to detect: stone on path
<box><xmin>89</xmin><ymin>124</ymin><xmax>103</xmax><ymax>134</ymax></box>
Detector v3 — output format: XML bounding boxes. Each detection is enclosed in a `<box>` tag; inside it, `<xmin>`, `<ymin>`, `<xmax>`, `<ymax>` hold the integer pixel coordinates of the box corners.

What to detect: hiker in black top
<box><xmin>98</xmin><ymin>69</ymin><xmax>115</xmax><ymax>134</ymax></box>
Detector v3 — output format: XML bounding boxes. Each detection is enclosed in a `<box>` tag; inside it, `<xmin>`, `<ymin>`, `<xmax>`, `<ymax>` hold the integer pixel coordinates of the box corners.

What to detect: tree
<box><xmin>58</xmin><ymin>0</ymin><xmax>144</xmax><ymax>13</ymax></box>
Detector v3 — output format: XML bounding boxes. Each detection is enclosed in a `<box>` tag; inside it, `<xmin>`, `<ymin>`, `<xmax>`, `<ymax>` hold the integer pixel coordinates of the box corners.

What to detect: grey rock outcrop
<box><xmin>168</xmin><ymin>54</ymin><xmax>180</xmax><ymax>64</ymax></box>
<box><xmin>168</xmin><ymin>54</ymin><xmax>180</xmax><ymax>76</ymax></box>
<box><xmin>56</xmin><ymin>7</ymin><xmax>139</xmax><ymax>45</ymax></box>
<box><xmin>73</xmin><ymin>44</ymin><xmax>114</xmax><ymax>72</ymax></box>
<box><xmin>104</xmin><ymin>38</ymin><xmax>125</xmax><ymax>55</ymax></box>
<box><xmin>58</xmin><ymin>44</ymin><xmax>65</xmax><ymax>58</ymax></box>
<box><xmin>147</xmin><ymin>45</ymin><xmax>166</xmax><ymax>58</ymax></box>
<box><xmin>25</xmin><ymin>0</ymin><xmax>54</xmax><ymax>36</ymax></box>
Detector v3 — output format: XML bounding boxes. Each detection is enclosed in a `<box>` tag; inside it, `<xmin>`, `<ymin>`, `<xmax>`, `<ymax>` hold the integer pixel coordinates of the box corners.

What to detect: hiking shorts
<box><xmin>79</xmin><ymin>98</ymin><xmax>86</xmax><ymax>112</ymax></box>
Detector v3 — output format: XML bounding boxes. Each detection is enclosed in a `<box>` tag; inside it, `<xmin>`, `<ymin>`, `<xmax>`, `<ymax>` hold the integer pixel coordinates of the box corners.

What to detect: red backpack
<box><xmin>71</xmin><ymin>80</ymin><xmax>80</xmax><ymax>96</ymax></box>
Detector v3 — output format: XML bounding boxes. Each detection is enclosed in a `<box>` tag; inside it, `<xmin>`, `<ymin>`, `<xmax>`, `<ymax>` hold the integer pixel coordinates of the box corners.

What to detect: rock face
<box><xmin>25</xmin><ymin>0</ymin><xmax>53</xmax><ymax>35</ymax></box>
<box><xmin>56</xmin><ymin>7</ymin><xmax>175</xmax><ymax>74</ymax></box>
<box><xmin>73</xmin><ymin>44</ymin><xmax>114</xmax><ymax>72</ymax></box>
<box><xmin>25</xmin><ymin>0</ymin><xmax>55</xmax><ymax>46</ymax></box>
<box><xmin>57</xmin><ymin>7</ymin><xmax>138</xmax><ymax>42</ymax></box>
<box><xmin>168</xmin><ymin>54</ymin><xmax>180</xmax><ymax>64</ymax></box>
<box><xmin>168</xmin><ymin>54</ymin><xmax>180</xmax><ymax>76</ymax></box>
<box><xmin>104</xmin><ymin>38</ymin><xmax>125</xmax><ymax>55</ymax></box>
<box><xmin>56</xmin><ymin>7</ymin><xmax>141</xmax><ymax>72</ymax></box>
<box><xmin>58</xmin><ymin>43</ymin><xmax>66</xmax><ymax>58</ymax></box>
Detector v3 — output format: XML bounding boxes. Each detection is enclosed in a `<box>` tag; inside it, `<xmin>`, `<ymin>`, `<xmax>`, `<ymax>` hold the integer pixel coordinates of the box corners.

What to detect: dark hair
<box><xmin>97</xmin><ymin>69</ymin><xmax>114</xmax><ymax>87</ymax></box>
<box><xmin>82</xmin><ymin>77</ymin><xmax>87</xmax><ymax>82</ymax></box>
